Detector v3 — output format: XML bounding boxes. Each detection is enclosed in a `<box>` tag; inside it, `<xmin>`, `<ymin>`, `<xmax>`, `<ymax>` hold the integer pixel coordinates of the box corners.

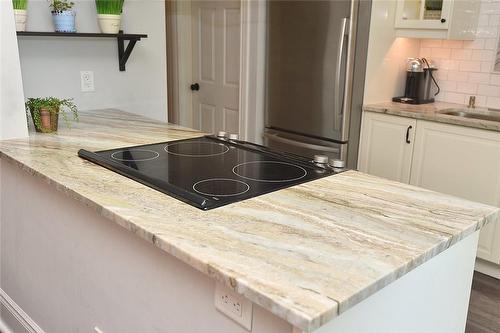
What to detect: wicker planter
<box><xmin>30</xmin><ymin>108</ymin><xmax>59</xmax><ymax>133</ymax></box>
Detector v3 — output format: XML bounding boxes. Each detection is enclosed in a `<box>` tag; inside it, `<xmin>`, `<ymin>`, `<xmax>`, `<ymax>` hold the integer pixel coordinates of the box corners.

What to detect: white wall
<box><xmin>0</xmin><ymin>0</ymin><xmax>29</xmax><ymax>140</ymax></box>
<box><xmin>18</xmin><ymin>0</ymin><xmax>167</xmax><ymax>121</ymax></box>
<box><xmin>419</xmin><ymin>0</ymin><xmax>500</xmax><ymax>108</ymax></box>
<box><xmin>363</xmin><ymin>0</ymin><xmax>421</xmax><ymax>104</ymax></box>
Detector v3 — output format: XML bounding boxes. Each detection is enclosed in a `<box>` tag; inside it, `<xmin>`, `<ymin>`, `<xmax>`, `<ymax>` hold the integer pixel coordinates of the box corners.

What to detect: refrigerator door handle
<box><xmin>334</xmin><ymin>17</ymin><xmax>349</xmax><ymax>133</ymax></box>
<box><xmin>264</xmin><ymin>132</ymin><xmax>340</xmax><ymax>153</ymax></box>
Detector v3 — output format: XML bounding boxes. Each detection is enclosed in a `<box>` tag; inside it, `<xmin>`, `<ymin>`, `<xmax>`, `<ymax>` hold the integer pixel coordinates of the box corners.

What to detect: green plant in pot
<box><xmin>49</xmin><ymin>0</ymin><xmax>76</xmax><ymax>33</ymax></box>
<box><xmin>25</xmin><ymin>97</ymin><xmax>78</xmax><ymax>133</ymax></box>
<box><xmin>12</xmin><ymin>0</ymin><xmax>28</xmax><ymax>31</ymax></box>
<box><xmin>95</xmin><ymin>0</ymin><xmax>124</xmax><ymax>34</ymax></box>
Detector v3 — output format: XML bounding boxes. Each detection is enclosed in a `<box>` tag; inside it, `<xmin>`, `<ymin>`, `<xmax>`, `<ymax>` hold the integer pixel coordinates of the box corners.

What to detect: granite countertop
<box><xmin>0</xmin><ymin>109</ymin><xmax>498</xmax><ymax>332</ymax></box>
<box><xmin>363</xmin><ymin>101</ymin><xmax>500</xmax><ymax>132</ymax></box>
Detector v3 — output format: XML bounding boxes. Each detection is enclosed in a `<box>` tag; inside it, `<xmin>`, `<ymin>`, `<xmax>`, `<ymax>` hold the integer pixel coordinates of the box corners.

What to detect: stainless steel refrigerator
<box><xmin>264</xmin><ymin>0</ymin><xmax>371</xmax><ymax>168</ymax></box>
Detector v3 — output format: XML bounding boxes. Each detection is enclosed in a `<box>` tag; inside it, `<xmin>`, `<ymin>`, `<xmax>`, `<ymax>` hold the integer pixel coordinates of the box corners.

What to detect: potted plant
<box><xmin>49</xmin><ymin>0</ymin><xmax>76</xmax><ymax>33</ymax></box>
<box><xmin>95</xmin><ymin>0</ymin><xmax>124</xmax><ymax>34</ymax></box>
<box><xmin>25</xmin><ymin>97</ymin><xmax>78</xmax><ymax>133</ymax></box>
<box><xmin>12</xmin><ymin>0</ymin><xmax>28</xmax><ymax>31</ymax></box>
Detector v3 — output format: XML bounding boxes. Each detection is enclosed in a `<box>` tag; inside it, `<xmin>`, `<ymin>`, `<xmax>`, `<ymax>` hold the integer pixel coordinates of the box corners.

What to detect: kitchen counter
<box><xmin>0</xmin><ymin>109</ymin><xmax>498</xmax><ymax>331</ymax></box>
<box><xmin>363</xmin><ymin>101</ymin><xmax>500</xmax><ymax>132</ymax></box>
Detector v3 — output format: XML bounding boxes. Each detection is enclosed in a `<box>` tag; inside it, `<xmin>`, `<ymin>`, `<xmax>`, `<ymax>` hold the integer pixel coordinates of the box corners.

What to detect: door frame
<box><xmin>166</xmin><ymin>0</ymin><xmax>266</xmax><ymax>141</ymax></box>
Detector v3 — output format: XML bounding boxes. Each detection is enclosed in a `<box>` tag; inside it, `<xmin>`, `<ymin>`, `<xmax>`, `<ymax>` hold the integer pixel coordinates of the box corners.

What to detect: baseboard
<box><xmin>0</xmin><ymin>289</ymin><xmax>46</xmax><ymax>333</ymax></box>
<box><xmin>475</xmin><ymin>258</ymin><xmax>500</xmax><ymax>280</ymax></box>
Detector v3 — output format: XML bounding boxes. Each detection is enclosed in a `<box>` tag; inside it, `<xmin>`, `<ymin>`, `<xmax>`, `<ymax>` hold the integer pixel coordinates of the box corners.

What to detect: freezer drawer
<box><xmin>264</xmin><ymin>129</ymin><xmax>345</xmax><ymax>161</ymax></box>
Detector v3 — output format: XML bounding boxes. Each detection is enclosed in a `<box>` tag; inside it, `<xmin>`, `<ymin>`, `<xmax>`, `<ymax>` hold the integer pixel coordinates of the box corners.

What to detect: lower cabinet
<box><xmin>358</xmin><ymin>112</ymin><xmax>416</xmax><ymax>183</ymax></box>
<box><xmin>359</xmin><ymin>111</ymin><xmax>500</xmax><ymax>264</ymax></box>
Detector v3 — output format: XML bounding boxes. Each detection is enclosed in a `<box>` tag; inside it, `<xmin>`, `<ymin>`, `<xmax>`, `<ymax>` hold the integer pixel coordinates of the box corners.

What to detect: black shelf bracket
<box><xmin>17</xmin><ymin>30</ymin><xmax>148</xmax><ymax>72</ymax></box>
<box><xmin>117</xmin><ymin>30</ymin><xmax>142</xmax><ymax>71</ymax></box>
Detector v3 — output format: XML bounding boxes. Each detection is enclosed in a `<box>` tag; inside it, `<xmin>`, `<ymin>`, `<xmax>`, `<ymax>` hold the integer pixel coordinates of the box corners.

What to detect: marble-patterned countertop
<box><xmin>0</xmin><ymin>109</ymin><xmax>498</xmax><ymax>332</ymax></box>
<box><xmin>364</xmin><ymin>101</ymin><xmax>500</xmax><ymax>132</ymax></box>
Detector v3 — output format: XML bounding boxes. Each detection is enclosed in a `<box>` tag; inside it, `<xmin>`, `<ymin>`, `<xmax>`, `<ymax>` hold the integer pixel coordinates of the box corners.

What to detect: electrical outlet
<box><xmin>80</xmin><ymin>70</ymin><xmax>95</xmax><ymax>92</ymax></box>
<box><xmin>214</xmin><ymin>283</ymin><xmax>252</xmax><ymax>330</ymax></box>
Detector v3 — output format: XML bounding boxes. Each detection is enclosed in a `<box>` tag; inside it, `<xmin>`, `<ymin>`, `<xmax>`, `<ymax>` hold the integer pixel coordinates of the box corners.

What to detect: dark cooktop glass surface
<box><xmin>78</xmin><ymin>136</ymin><xmax>337</xmax><ymax>210</ymax></box>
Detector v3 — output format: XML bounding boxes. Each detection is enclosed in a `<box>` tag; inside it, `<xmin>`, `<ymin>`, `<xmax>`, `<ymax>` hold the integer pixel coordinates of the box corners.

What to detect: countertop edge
<box><xmin>0</xmin><ymin>149</ymin><xmax>328</xmax><ymax>331</ymax></box>
<box><xmin>2</xmin><ymin>148</ymin><xmax>499</xmax><ymax>332</ymax></box>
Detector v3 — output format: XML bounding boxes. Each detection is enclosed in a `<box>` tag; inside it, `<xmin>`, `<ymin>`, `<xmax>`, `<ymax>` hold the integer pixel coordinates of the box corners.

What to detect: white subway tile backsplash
<box><xmin>447</xmin><ymin>71</ymin><xmax>469</xmax><ymax>82</ymax></box>
<box><xmin>420</xmin><ymin>47</ymin><xmax>432</xmax><ymax>58</ymax></box>
<box><xmin>489</xmin><ymin>74</ymin><xmax>500</xmax><ymax>85</ymax></box>
<box><xmin>481</xmin><ymin>2</ymin><xmax>500</xmax><ymax>15</ymax></box>
<box><xmin>489</xmin><ymin>14</ymin><xmax>500</xmax><ymax>26</ymax></box>
<box><xmin>443</xmin><ymin>92</ymin><xmax>466</xmax><ymax>104</ymax></box>
<box><xmin>459</xmin><ymin>60</ymin><xmax>482</xmax><ymax>72</ymax></box>
<box><xmin>442</xmin><ymin>40</ymin><xmax>463</xmax><ymax>49</ymax></box>
<box><xmin>439</xmin><ymin>80</ymin><xmax>457</xmax><ymax>92</ymax></box>
<box><xmin>479</xmin><ymin>14</ymin><xmax>490</xmax><ymax>26</ymax></box>
<box><xmin>475</xmin><ymin>95</ymin><xmax>488</xmax><ymax>106</ymax></box>
<box><xmin>486</xmin><ymin>96</ymin><xmax>500</xmax><ymax>108</ymax></box>
<box><xmin>415</xmin><ymin>0</ymin><xmax>500</xmax><ymax>108</ymax></box>
<box><xmin>481</xmin><ymin>61</ymin><xmax>493</xmax><ymax>72</ymax></box>
<box><xmin>451</xmin><ymin>49</ymin><xmax>472</xmax><ymax>60</ymax></box>
<box><xmin>469</xmin><ymin>72</ymin><xmax>491</xmax><ymax>84</ymax></box>
<box><xmin>476</xmin><ymin>26</ymin><xmax>499</xmax><ymax>38</ymax></box>
<box><xmin>485</xmin><ymin>38</ymin><xmax>498</xmax><ymax>49</ymax></box>
<box><xmin>472</xmin><ymin>49</ymin><xmax>495</xmax><ymax>61</ymax></box>
<box><xmin>477</xmin><ymin>84</ymin><xmax>500</xmax><ymax>96</ymax></box>
<box><xmin>421</xmin><ymin>39</ymin><xmax>442</xmax><ymax>48</ymax></box>
<box><xmin>435</xmin><ymin>69</ymin><xmax>448</xmax><ymax>80</ymax></box>
<box><xmin>456</xmin><ymin>82</ymin><xmax>478</xmax><ymax>94</ymax></box>
<box><xmin>437</xmin><ymin>59</ymin><xmax>460</xmax><ymax>70</ymax></box>
<box><xmin>432</xmin><ymin>48</ymin><xmax>451</xmax><ymax>58</ymax></box>
<box><xmin>463</xmin><ymin>39</ymin><xmax>486</xmax><ymax>49</ymax></box>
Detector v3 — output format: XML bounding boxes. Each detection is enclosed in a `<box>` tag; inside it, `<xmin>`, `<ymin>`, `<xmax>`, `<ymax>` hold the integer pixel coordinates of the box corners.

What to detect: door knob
<box><xmin>190</xmin><ymin>83</ymin><xmax>200</xmax><ymax>91</ymax></box>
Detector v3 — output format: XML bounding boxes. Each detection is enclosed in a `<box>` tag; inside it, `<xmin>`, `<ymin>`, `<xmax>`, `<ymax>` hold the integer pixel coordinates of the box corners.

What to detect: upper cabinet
<box><xmin>394</xmin><ymin>0</ymin><xmax>481</xmax><ymax>40</ymax></box>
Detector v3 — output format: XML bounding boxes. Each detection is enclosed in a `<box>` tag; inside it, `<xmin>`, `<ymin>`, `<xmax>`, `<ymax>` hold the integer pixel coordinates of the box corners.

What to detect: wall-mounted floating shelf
<box><xmin>16</xmin><ymin>30</ymin><xmax>148</xmax><ymax>71</ymax></box>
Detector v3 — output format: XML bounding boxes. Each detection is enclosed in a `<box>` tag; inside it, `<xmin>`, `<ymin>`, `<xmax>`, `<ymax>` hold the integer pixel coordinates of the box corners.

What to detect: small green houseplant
<box><xmin>12</xmin><ymin>0</ymin><xmax>28</xmax><ymax>31</ymax></box>
<box><xmin>95</xmin><ymin>0</ymin><xmax>124</xmax><ymax>34</ymax></box>
<box><xmin>25</xmin><ymin>97</ymin><xmax>78</xmax><ymax>133</ymax></box>
<box><xmin>49</xmin><ymin>0</ymin><xmax>76</xmax><ymax>33</ymax></box>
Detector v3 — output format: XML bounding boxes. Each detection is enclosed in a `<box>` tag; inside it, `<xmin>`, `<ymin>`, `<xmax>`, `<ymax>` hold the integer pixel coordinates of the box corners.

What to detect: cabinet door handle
<box><xmin>406</xmin><ymin>125</ymin><xmax>413</xmax><ymax>144</ymax></box>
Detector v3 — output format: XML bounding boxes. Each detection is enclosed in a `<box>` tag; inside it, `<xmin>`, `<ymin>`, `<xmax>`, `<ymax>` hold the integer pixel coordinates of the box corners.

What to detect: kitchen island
<box><xmin>0</xmin><ymin>109</ymin><xmax>498</xmax><ymax>333</ymax></box>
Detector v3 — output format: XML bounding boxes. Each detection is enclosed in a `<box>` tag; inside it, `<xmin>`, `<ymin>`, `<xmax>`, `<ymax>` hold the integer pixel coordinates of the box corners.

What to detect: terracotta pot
<box><xmin>31</xmin><ymin>108</ymin><xmax>59</xmax><ymax>133</ymax></box>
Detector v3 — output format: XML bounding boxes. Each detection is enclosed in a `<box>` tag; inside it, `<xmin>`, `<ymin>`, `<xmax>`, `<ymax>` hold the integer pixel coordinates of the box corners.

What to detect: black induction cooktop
<box><xmin>78</xmin><ymin>135</ymin><xmax>339</xmax><ymax>210</ymax></box>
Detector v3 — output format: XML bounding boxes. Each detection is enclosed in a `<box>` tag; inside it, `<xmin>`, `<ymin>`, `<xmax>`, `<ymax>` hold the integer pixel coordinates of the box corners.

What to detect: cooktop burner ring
<box><xmin>232</xmin><ymin>161</ymin><xmax>307</xmax><ymax>183</ymax></box>
<box><xmin>193</xmin><ymin>178</ymin><xmax>250</xmax><ymax>197</ymax></box>
<box><xmin>164</xmin><ymin>141</ymin><xmax>229</xmax><ymax>157</ymax></box>
<box><xmin>110</xmin><ymin>149</ymin><xmax>160</xmax><ymax>162</ymax></box>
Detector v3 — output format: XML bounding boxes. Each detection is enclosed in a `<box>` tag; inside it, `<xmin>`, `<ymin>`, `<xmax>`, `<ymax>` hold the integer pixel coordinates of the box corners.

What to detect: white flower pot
<box><xmin>97</xmin><ymin>14</ymin><xmax>121</xmax><ymax>34</ymax></box>
<box><xmin>14</xmin><ymin>9</ymin><xmax>27</xmax><ymax>32</ymax></box>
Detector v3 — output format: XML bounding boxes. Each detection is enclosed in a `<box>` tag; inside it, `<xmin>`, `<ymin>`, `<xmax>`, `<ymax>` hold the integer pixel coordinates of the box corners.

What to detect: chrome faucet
<box><xmin>468</xmin><ymin>96</ymin><xmax>476</xmax><ymax>109</ymax></box>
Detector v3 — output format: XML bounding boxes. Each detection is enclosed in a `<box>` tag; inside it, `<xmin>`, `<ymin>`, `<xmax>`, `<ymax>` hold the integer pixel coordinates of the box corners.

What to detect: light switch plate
<box><xmin>214</xmin><ymin>283</ymin><xmax>252</xmax><ymax>330</ymax></box>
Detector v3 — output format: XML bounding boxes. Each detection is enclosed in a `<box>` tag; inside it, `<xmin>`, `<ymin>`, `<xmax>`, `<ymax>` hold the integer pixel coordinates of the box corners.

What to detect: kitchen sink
<box><xmin>439</xmin><ymin>109</ymin><xmax>500</xmax><ymax>123</ymax></box>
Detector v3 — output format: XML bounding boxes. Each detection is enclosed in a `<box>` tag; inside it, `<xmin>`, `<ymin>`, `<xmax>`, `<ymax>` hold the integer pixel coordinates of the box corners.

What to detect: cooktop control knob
<box><xmin>313</xmin><ymin>155</ymin><xmax>329</xmax><ymax>165</ymax></box>
<box><xmin>217</xmin><ymin>131</ymin><xmax>227</xmax><ymax>138</ymax></box>
<box><xmin>229</xmin><ymin>133</ymin><xmax>239</xmax><ymax>140</ymax></box>
<box><xmin>329</xmin><ymin>159</ymin><xmax>346</xmax><ymax>169</ymax></box>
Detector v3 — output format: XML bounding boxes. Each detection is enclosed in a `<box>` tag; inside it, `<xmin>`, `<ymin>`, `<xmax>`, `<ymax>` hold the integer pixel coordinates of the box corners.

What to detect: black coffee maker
<box><xmin>393</xmin><ymin>58</ymin><xmax>440</xmax><ymax>105</ymax></box>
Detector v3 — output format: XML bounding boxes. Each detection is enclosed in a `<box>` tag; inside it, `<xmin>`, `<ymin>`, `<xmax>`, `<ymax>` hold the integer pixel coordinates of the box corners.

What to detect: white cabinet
<box><xmin>358</xmin><ymin>111</ymin><xmax>500</xmax><ymax>265</ymax></box>
<box><xmin>410</xmin><ymin>120</ymin><xmax>500</xmax><ymax>263</ymax></box>
<box><xmin>394</xmin><ymin>0</ymin><xmax>480</xmax><ymax>40</ymax></box>
<box><xmin>358</xmin><ymin>112</ymin><xmax>416</xmax><ymax>184</ymax></box>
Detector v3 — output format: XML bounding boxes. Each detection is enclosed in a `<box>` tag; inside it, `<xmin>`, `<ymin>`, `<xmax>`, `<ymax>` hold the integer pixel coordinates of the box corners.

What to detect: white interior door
<box><xmin>191</xmin><ymin>0</ymin><xmax>241</xmax><ymax>135</ymax></box>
